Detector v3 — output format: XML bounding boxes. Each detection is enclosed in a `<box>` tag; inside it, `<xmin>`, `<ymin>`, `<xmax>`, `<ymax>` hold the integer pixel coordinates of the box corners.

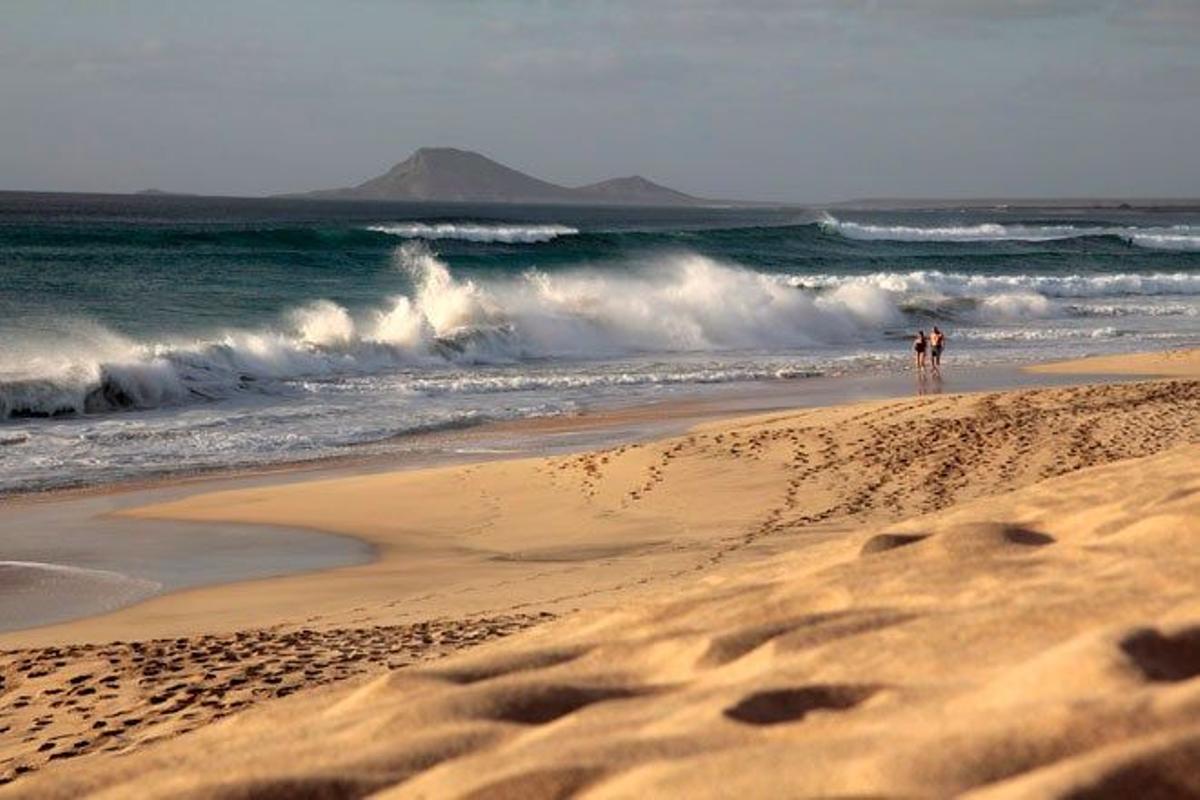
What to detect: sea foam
<box><xmin>820</xmin><ymin>214</ymin><xmax>1200</xmax><ymax>251</ymax></box>
<box><xmin>1</xmin><ymin>243</ymin><xmax>1197</xmax><ymax>419</ymax></box>
<box><xmin>366</xmin><ymin>223</ymin><xmax>578</xmax><ymax>243</ymax></box>
<box><xmin>0</xmin><ymin>244</ymin><xmax>889</xmax><ymax>417</ymax></box>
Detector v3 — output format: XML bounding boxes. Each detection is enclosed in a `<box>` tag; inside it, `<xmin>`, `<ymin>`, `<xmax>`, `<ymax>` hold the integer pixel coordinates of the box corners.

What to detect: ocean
<box><xmin>2</xmin><ymin>192</ymin><xmax>1198</xmax><ymax>493</ymax></box>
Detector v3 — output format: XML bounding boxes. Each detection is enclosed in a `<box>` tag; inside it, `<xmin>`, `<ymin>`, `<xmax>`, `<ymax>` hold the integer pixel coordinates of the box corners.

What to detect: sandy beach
<box><xmin>7</xmin><ymin>1</ymin><xmax>1200</xmax><ymax>795</ymax></box>
<box><xmin>2</xmin><ymin>350</ymin><xmax>1199</xmax><ymax>797</ymax></box>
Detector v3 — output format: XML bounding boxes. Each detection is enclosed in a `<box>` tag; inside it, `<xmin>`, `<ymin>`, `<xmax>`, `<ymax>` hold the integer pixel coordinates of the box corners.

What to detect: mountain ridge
<box><xmin>285</xmin><ymin>147</ymin><xmax>715</xmax><ymax>206</ymax></box>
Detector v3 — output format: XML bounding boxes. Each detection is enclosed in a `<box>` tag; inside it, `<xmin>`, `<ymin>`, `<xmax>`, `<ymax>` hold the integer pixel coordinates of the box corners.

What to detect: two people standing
<box><xmin>913</xmin><ymin>327</ymin><xmax>946</xmax><ymax>372</ymax></box>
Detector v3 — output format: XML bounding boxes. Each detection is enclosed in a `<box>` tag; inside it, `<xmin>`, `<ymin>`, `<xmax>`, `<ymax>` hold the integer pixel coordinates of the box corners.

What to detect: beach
<box><xmin>2</xmin><ymin>349</ymin><xmax>1198</xmax><ymax>796</ymax></box>
<box><xmin>5</xmin><ymin>195</ymin><xmax>1200</xmax><ymax>497</ymax></box>
<box><xmin>6</xmin><ymin>0</ymin><xmax>1200</xmax><ymax>795</ymax></box>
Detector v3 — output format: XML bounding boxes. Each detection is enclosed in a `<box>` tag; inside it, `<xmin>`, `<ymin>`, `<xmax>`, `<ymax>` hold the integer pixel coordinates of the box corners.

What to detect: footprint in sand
<box><xmin>724</xmin><ymin>684</ymin><xmax>882</xmax><ymax>726</ymax></box>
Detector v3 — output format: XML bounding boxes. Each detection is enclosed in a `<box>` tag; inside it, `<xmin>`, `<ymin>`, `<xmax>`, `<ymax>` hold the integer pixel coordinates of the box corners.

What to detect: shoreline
<box><xmin>2</xmin><ymin>353</ymin><xmax>1179</xmax><ymax>508</ymax></box>
<box><xmin>0</xmin><ymin>359</ymin><xmax>1160</xmax><ymax>641</ymax></box>
<box><xmin>0</xmin><ymin>347</ymin><xmax>1195</xmax><ymax>792</ymax></box>
<box><xmin>0</xmin><ymin>347</ymin><xmax>1195</xmax><ymax>791</ymax></box>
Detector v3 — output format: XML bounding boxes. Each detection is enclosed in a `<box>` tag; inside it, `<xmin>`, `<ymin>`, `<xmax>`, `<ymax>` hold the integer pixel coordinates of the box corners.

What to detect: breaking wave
<box><xmin>792</xmin><ymin>270</ymin><xmax>1200</xmax><ymax>299</ymax></box>
<box><xmin>0</xmin><ymin>245</ymin><xmax>896</xmax><ymax>418</ymax></box>
<box><xmin>0</xmin><ymin>244</ymin><xmax>898</xmax><ymax>419</ymax></box>
<box><xmin>2</xmin><ymin>242</ymin><xmax>1198</xmax><ymax>420</ymax></box>
<box><xmin>366</xmin><ymin>223</ymin><xmax>578</xmax><ymax>243</ymax></box>
<box><xmin>819</xmin><ymin>214</ymin><xmax>1200</xmax><ymax>251</ymax></box>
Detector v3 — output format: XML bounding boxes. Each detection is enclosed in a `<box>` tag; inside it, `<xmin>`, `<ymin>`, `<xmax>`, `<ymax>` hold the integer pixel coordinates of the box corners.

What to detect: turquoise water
<box><xmin>2</xmin><ymin>192</ymin><xmax>1198</xmax><ymax>492</ymax></box>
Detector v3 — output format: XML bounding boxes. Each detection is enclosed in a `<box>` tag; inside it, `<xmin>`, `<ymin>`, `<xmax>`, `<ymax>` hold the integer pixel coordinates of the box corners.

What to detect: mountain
<box><xmin>289</xmin><ymin>147</ymin><xmax>713</xmax><ymax>206</ymax></box>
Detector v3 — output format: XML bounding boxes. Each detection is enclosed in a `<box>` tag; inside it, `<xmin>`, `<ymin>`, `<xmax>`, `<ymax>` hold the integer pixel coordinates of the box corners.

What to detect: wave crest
<box><xmin>0</xmin><ymin>246</ymin><xmax>896</xmax><ymax>418</ymax></box>
<box><xmin>793</xmin><ymin>270</ymin><xmax>1200</xmax><ymax>299</ymax></box>
<box><xmin>819</xmin><ymin>213</ymin><xmax>1200</xmax><ymax>251</ymax></box>
<box><xmin>2</xmin><ymin>246</ymin><xmax>1197</xmax><ymax>420</ymax></box>
<box><xmin>366</xmin><ymin>222</ymin><xmax>578</xmax><ymax>243</ymax></box>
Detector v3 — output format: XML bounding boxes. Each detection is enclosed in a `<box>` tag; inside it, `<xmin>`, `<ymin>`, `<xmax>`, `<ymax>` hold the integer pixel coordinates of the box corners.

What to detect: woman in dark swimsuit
<box><xmin>913</xmin><ymin>330</ymin><xmax>927</xmax><ymax>370</ymax></box>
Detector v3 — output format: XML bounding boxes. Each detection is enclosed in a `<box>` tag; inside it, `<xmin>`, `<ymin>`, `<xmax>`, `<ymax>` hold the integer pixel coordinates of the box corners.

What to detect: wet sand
<box><xmin>0</xmin><ymin>363</ymin><xmax>1133</xmax><ymax>636</ymax></box>
<box><xmin>0</xmin><ymin>496</ymin><xmax>373</xmax><ymax>633</ymax></box>
<box><xmin>1</xmin><ymin>351</ymin><xmax>1197</xmax><ymax>793</ymax></box>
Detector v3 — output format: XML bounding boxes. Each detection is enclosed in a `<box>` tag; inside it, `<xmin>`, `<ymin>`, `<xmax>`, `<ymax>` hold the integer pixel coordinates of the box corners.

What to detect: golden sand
<box><xmin>2</xmin><ymin>351</ymin><xmax>1198</xmax><ymax>796</ymax></box>
<box><xmin>1028</xmin><ymin>346</ymin><xmax>1200</xmax><ymax>377</ymax></box>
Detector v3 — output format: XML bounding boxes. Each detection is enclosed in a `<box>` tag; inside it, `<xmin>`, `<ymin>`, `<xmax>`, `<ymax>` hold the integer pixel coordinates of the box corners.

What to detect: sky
<box><xmin>1</xmin><ymin>0</ymin><xmax>1198</xmax><ymax>202</ymax></box>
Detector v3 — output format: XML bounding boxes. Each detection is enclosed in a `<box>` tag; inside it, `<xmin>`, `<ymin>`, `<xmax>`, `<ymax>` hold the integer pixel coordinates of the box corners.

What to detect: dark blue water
<box><xmin>2</xmin><ymin>192</ymin><xmax>1198</xmax><ymax>491</ymax></box>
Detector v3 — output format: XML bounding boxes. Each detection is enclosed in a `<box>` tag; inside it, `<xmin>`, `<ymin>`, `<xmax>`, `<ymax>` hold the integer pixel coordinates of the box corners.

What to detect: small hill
<box><xmin>289</xmin><ymin>147</ymin><xmax>712</xmax><ymax>206</ymax></box>
<box><xmin>573</xmin><ymin>175</ymin><xmax>701</xmax><ymax>205</ymax></box>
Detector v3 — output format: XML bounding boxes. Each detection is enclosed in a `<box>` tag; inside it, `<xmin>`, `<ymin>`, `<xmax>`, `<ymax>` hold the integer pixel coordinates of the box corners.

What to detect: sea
<box><xmin>2</xmin><ymin>192</ymin><xmax>1198</xmax><ymax>494</ymax></box>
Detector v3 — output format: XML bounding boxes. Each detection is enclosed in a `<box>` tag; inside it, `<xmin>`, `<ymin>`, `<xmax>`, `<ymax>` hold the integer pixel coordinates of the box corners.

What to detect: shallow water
<box><xmin>0</xmin><ymin>487</ymin><xmax>375</xmax><ymax>633</ymax></box>
<box><xmin>0</xmin><ymin>362</ymin><xmax>1139</xmax><ymax>635</ymax></box>
<box><xmin>2</xmin><ymin>192</ymin><xmax>1197</xmax><ymax>493</ymax></box>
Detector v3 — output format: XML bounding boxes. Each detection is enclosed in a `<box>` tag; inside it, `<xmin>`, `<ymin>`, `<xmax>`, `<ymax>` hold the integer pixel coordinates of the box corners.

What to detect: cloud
<box><xmin>485</xmin><ymin>46</ymin><xmax>693</xmax><ymax>89</ymax></box>
<box><xmin>2</xmin><ymin>0</ymin><xmax>1198</xmax><ymax>197</ymax></box>
<box><xmin>1108</xmin><ymin>0</ymin><xmax>1200</xmax><ymax>43</ymax></box>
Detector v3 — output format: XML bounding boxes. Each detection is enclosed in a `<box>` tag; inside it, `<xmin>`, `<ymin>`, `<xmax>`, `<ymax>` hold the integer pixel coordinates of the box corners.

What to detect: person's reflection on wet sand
<box><xmin>917</xmin><ymin>370</ymin><xmax>943</xmax><ymax>396</ymax></box>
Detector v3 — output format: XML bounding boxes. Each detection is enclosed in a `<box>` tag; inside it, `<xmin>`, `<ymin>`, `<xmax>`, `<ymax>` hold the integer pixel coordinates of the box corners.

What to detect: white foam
<box><xmin>354</xmin><ymin>243</ymin><xmax>906</xmax><ymax>356</ymax></box>
<box><xmin>1128</xmin><ymin>232</ymin><xmax>1200</xmax><ymax>251</ymax></box>
<box><xmin>977</xmin><ymin>292</ymin><xmax>1054</xmax><ymax>320</ymax></box>
<box><xmin>292</xmin><ymin>300</ymin><xmax>355</xmax><ymax>347</ymax></box>
<box><xmin>820</xmin><ymin>214</ymin><xmax>1200</xmax><ymax>251</ymax></box>
<box><xmin>0</xmin><ymin>561</ymin><xmax>162</xmax><ymax>630</ymax></box>
<box><xmin>2</xmin><ymin>247</ymin><xmax>1197</xmax><ymax>420</ymax></box>
<box><xmin>0</xmin><ymin>245</ymin><xmax>892</xmax><ymax>418</ymax></box>
<box><xmin>790</xmin><ymin>270</ymin><xmax>1200</xmax><ymax>299</ymax></box>
<box><xmin>367</xmin><ymin>222</ymin><xmax>578</xmax><ymax>243</ymax></box>
<box><xmin>1065</xmin><ymin>301</ymin><xmax>1199</xmax><ymax>318</ymax></box>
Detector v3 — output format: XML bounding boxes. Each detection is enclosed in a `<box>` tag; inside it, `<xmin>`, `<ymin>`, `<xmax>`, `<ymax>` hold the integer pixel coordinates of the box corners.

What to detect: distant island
<box><xmin>134</xmin><ymin>188</ymin><xmax>198</xmax><ymax>197</ymax></box>
<box><xmin>281</xmin><ymin>147</ymin><xmax>717</xmax><ymax>206</ymax></box>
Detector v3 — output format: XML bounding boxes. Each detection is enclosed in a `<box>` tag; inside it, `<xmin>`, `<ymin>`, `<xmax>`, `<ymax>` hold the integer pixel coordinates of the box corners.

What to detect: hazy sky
<box><xmin>2</xmin><ymin>1</ymin><xmax>1198</xmax><ymax>202</ymax></box>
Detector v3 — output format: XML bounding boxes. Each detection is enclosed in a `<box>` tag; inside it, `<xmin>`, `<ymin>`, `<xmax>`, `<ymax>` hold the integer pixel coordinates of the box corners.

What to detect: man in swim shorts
<box><xmin>930</xmin><ymin>327</ymin><xmax>946</xmax><ymax>372</ymax></box>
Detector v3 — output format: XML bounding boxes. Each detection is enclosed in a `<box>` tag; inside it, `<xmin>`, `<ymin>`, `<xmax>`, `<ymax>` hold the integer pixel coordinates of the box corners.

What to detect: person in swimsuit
<box><xmin>930</xmin><ymin>326</ymin><xmax>946</xmax><ymax>372</ymax></box>
<box><xmin>913</xmin><ymin>330</ymin><xmax>927</xmax><ymax>370</ymax></box>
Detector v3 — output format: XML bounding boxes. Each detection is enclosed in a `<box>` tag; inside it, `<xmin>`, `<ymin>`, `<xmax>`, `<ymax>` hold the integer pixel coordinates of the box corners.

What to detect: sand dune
<box><xmin>3</xmin><ymin>359</ymin><xmax>1199</xmax><ymax>795</ymax></box>
<box><xmin>8</xmin><ymin>443</ymin><xmax>1198</xmax><ymax>797</ymax></box>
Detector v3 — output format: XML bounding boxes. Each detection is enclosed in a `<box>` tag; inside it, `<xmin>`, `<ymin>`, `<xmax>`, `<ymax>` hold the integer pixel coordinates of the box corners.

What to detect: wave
<box><xmin>0</xmin><ymin>561</ymin><xmax>163</xmax><ymax>628</ymax></box>
<box><xmin>1063</xmin><ymin>302</ymin><xmax>1199</xmax><ymax>318</ymax></box>
<box><xmin>819</xmin><ymin>214</ymin><xmax>1200</xmax><ymax>251</ymax></box>
<box><xmin>0</xmin><ymin>245</ymin><xmax>899</xmax><ymax>418</ymax></box>
<box><xmin>366</xmin><ymin>223</ymin><xmax>578</xmax><ymax>243</ymax></box>
<box><xmin>953</xmin><ymin>327</ymin><xmax>1193</xmax><ymax>342</ymax></box>
<box><xmin>11</xmin><ymin>216</ymin><xmax>1199</xmax><ymax>258</ymax></box>
<box><xmin>792</xmin><ymin>270</ymin><xmax>1200</xmax><ymax>299</ymax></box>
<box><xmin>0</xmin><ymin>222</ymin><xmax>581</xmax><ymax>250</ymax></box>
<box><xmin>1128</xmin><ymin>232</ymin><xmax>1200</xmax><ymax>251</ymax></box>
<box><xmin>0</xmin><ymin>560</ymin><xmax>161</xmax><ymax>593</ymax></box>
<box><xmin>400</xmin><ymin>366</ymin><xmax>822</xmax><ymax>397</ymax></box>
<box><xmin>3</xmin><ymin>245</ymin><xmax>1198</xmax><ymax>419</ymax></box>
